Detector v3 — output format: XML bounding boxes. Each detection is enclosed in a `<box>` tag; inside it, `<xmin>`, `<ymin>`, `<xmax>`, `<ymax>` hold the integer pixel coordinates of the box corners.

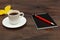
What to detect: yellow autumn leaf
<box><xmin>0</xmin><ymin>5</ymin><xmax>11</xmax><ymax>15</ymax></box>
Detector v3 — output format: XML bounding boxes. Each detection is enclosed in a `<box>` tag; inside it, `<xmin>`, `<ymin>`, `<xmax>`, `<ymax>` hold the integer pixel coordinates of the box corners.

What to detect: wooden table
<box><xmin>0</xmin><ymin>0</ymin><xmax>60</xmax><ymax>40</ymax></box>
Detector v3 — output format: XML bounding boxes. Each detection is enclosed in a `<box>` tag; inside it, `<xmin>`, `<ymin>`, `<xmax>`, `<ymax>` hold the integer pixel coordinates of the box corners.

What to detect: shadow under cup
<box><xmin>8</xmin><ymin>10</ymin><xmax>23</xmax><ymax>25</ymax></box>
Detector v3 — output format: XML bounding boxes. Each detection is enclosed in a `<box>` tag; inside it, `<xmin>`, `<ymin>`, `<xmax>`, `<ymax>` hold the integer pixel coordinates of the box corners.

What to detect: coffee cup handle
<box><xmin>20</xmin><ymin>12</ymin><xmax>24</xmax><ymax>16</ymax></box>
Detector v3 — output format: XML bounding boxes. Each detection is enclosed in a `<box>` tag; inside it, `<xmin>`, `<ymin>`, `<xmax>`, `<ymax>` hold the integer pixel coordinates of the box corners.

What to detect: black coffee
<box><xmin>10</xmin><ymin>13</ymin><xmax>18</xmax><ymax>15</ymax></box>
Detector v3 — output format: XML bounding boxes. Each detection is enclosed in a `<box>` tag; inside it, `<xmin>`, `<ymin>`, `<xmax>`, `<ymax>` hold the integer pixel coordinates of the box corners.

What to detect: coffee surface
<box><xmin>10</xmin><ymin>13</ymin><xmax>18</xmax><ymax>15</ymax></box>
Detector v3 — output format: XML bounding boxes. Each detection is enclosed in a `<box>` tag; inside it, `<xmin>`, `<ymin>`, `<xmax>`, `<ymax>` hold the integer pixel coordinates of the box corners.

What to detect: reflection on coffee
<box><xmin>10</xmin><ymin>13</ymin><xmax>18</xmax><ymax>15</ymax></box>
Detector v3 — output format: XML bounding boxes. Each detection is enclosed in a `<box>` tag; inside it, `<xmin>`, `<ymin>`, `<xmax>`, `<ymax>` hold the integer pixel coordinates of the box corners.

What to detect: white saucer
<box><xmin>2</xmin><ymin>17</ymin><xmax>27</xmax><ymax>28</ymax></box>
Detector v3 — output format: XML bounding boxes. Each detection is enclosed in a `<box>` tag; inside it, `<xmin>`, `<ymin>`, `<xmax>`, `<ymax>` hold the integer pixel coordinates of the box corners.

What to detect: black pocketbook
<box><xmin>32</xmin><ymin>13</ymin><xmax>58</xmax><ymax>30</ymax></box>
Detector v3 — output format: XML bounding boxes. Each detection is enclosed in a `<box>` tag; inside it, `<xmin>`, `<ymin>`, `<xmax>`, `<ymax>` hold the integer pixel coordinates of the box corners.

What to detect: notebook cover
<box><xmin>32</xmin><ymin>13</ymin><xmax>58</xmax><ymax>29</ymax></box>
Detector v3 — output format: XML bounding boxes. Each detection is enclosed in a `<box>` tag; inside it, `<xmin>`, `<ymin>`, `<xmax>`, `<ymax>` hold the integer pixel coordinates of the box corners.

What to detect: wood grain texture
<box><xmin>0</xmin><ymin>0</ymin><xmax>60</xmax><ymax>40</ymax></box>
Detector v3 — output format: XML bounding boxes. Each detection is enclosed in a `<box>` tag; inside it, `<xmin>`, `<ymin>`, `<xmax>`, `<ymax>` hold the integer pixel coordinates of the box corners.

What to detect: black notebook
<box><xmin>32</xmin><ymin>13</ymin><xmax>58</xmax><ymax>30</ymax></box>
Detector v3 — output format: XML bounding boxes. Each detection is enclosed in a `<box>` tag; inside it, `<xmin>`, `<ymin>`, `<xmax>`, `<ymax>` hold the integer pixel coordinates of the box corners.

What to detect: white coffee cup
<box><xmin>8</xmin><ymin>10</ymin><xmax>24</xmax><ymax>25</ymax></box>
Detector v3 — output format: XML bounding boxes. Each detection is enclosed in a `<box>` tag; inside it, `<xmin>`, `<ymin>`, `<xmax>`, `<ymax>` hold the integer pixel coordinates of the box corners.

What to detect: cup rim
<box><xmin>8</xmin><ymin>10</ymin><xmax>21</xmax><ymax>16</ymax></box>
